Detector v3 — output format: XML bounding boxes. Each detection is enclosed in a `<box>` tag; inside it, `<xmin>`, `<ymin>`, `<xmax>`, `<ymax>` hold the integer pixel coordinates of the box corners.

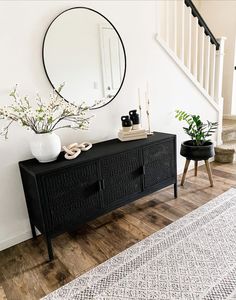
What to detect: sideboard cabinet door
<box><xmin>143</xmin><ymin>140</ymin><xmax>175</xmax><ymax>189</ymax></box>
<box><xmin>100</xmin><ymin>149</ymin><xmax>142</xmax><ymax>209</ymax></box>
<box><xmin>40</xmin><ymin>162</ymin><xmax>101</xmax><ymax>233</ymax></box>
<box><xmin>19</xmin><ymin>132</ymin><xmax>177</xmax><ymax>260</ymax></box>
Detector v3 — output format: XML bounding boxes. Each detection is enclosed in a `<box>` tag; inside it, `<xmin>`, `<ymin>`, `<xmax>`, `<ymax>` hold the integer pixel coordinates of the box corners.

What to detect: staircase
<box><xmin>215</xmin><ymin>118</ymin><xmax>236</xmax><ymax>162</ymax></box>
<box><xmin>156</xmin><ymin>0</ymin><xmax>225</xmax><ymax>145</ymax></box>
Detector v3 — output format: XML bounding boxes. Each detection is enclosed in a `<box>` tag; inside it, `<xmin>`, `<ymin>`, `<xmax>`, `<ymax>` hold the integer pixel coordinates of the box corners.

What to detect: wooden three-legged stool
<box><xmin>181</xmin><ymin>159</ymin><xmax>214</xmax><ymax>187</ymax></box>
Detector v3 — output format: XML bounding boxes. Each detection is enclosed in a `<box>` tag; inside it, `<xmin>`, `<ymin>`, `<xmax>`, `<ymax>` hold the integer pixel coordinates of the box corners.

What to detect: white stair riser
<box><xmin>222</xmin><ymin>131</ymin><xmax>236</xmax><ymax>143</ymax></box>
<box><xmin>215</xmin><ymin>153</ymin><xmax>235</xmax><ymax>163</ymax></box>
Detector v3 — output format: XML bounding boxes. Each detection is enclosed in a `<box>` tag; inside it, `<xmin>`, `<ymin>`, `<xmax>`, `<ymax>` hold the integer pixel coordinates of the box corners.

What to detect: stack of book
<box><xmin>118</xmin><ymin>129</ymin><xmax>147</xmax><ymax>142</ymax></box>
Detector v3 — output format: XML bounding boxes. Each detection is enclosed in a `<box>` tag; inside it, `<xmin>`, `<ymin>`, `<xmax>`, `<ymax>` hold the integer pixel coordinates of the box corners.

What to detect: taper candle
<box><xmin>145</xmin><ymin>82</ymin><xmax>152</xmax><ymax>135</ymax></box>
<box><xmin>138</xmin><ymin>88</ymin><xmax>142</xmax><ymax>127</ymax></box>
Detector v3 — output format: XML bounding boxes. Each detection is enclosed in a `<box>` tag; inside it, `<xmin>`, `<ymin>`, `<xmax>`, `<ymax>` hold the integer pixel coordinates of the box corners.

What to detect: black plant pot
<box><xmin>180</xmin><ymin>140</ymin><xmax>215</xmax><ymax>161</ymax></box>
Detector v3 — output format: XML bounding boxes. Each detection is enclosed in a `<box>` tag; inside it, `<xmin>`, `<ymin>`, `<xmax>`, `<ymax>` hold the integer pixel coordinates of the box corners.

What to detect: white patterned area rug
<box><xmin>43</xmin><ymin>188</ymin><xmax>236</xmax><ymax>300</ymax></box>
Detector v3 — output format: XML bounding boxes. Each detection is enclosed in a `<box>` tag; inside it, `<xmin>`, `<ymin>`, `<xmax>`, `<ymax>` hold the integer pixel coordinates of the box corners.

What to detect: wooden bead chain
<box><xmin>63</xmin><ymin>142</ymin><xmax>92</xmax><ymax>160</ymax></box>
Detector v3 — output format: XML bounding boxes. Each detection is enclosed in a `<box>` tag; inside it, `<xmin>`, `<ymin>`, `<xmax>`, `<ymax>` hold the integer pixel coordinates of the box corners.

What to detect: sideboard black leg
<box><xmin>45</xmin><ymin>235</ymin><xmax>54</xmax><ymax>261</ymax></box>
<box><xmin>174</xmin><ymin>183</ymin><xmax>178</xmax><ymax>198</ymax></box>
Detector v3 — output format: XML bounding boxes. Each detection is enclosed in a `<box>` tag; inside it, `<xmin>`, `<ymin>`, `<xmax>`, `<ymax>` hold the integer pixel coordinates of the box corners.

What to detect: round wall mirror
<box><xmin>42</xmin><ymin>7</ymin><xmax>126</xmax><ymax>109</ymax></box>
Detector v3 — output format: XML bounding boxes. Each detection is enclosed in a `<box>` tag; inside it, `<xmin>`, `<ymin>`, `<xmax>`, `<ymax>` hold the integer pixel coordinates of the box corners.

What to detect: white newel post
<box><xmin>215</xmin><ymin>37</ymin><xmax>226</xmax><ymax>145</ymax></box>
<box><xmin>215</xmin><ymin>37</ymin><xmax>226</xmax><ymax>102</ymax></box>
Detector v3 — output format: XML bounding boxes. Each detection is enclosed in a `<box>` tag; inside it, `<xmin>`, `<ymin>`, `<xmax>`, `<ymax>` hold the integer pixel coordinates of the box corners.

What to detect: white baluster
<box><xmin>173</xmin><ymin>0</ymin><xmax>177</xmax><ymax>54</ymax></box>
<box><xmin>155</xmin><ymin>1</ymin><xmax>160</xmax><ymax>38</ymax></box>
<box><xmin>209</xmin><ymin>44</ymin><xmax>216</xmax><ymax>99</ymax></box>
<box><xmin>204</xmin><ymin>35</ymin><xmax>211</xmax><ymax>93</ymax></box>
<box><xmin>156</xmin><ymin>0</ymin><xmax>166</xmax><ymax>40</ymax></box>
<box><xmin>198</xmin><ymin>26</ymin><xmax>205</xmax><ymax>85</ymax></box>
<box><xmin>177</xmin><ymin>0</ymin><xmax>185</xmax><ymax>62</ymax></box>
<box><xmin>191</xmin><ymin>16</ymin><xmax>198</xmax><ymax>77</ymax></box>
<box><xmin>184</xmin><ymin>5</ymin><xmax>192</xmax><ymax>70</ymax></box>
<box><xmin>167</xmin><ymin>0</ymin><xmax>176</xmax><ymax>52</ymax></box>
<box><xmin>166</xmin><ymin>0</ymin><xmax>170</xmax><ymax>46</ymax></box>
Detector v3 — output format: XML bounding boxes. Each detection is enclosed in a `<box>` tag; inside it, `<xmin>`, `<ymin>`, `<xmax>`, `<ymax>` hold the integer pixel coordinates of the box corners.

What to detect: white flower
<box><xmin>0</xmin><ymin>84</ymin><xmax>96</xmax><ymax>139</ymax></box>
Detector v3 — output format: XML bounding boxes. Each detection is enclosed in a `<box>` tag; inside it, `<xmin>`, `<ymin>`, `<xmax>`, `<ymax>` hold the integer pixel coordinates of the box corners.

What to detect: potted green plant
<box><xmin>175</xmin><ymin>110</ymin><xmax>218</xmax><ymax>161</ymax></box>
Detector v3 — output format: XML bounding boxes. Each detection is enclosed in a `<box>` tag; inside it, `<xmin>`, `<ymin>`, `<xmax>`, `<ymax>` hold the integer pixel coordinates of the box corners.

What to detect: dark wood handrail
<box><xmin>185</xmin><ymin>0</ymin><xmax>220</xmax><ymax>50</ymax></box>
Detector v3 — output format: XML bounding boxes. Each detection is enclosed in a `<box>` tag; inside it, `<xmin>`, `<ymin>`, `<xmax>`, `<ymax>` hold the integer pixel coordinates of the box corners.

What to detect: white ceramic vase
<box><xmin>30</xmin><ymin>132</ymin><xmax>61</xmax><ymax>163</ymax></box>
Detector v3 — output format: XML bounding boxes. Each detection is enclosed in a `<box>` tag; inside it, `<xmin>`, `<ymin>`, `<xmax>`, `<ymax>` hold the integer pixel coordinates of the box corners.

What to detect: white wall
<box><xmin>0</xmin><ymin>1</ymin><xmax>218</xmax><ymax>251</ymax></box>
<box><xmin>195</xmin><ymin>0</ymin><xmax>236</xmax><ymax>115</ymax></box>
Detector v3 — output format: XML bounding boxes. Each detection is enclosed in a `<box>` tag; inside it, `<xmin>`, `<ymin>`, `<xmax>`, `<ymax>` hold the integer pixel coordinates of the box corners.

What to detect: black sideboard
<box><xmin>19</xmin><ymin>132</ymin><xmax>177</xmax><ymax>260</ymax></box>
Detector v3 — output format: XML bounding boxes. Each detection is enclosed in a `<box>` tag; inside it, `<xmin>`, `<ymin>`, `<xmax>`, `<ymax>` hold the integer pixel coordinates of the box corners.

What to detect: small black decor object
<box><xmin>119</xmin><ymin>110</ymin><xmax>146</xmax><ymax>141</ymax></box>
<box><xmin>129</xmin><ymin>109</ymin><xmax>140</xmax><ymax>130</ymax></box>
<box><xmin>121</xmin><ymin>116</ymin><xmax>133</xmax><ymax>132</ymax></box>
<box><xmin>175</xmin><ymin>109</ymin><xmax>218</xmax><ymax>187</ymax></box>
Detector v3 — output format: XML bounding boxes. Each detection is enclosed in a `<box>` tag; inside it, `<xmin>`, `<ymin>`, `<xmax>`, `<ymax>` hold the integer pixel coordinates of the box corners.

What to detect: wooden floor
<box><xmin>0</xmin><ymin>161</ymin><xmax>236</xmax><ymax>300</ymax></box>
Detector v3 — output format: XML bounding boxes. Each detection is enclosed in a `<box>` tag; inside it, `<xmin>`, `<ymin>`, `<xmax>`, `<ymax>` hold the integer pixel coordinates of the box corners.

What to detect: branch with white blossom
<box><xmin>0</xmin><ymin>84</ymin><xmax>99</xmax><ymax>139</ymax></box>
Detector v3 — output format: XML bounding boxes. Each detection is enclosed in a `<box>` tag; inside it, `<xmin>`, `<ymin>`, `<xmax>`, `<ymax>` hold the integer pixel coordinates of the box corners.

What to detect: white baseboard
<box><xmin>0</xmin><ymin>229</ymin><xmax>41</xmax><ymax>251</ymax></box>
<box><xmin>0</xmin><ymin>230</ymin><xmax>32</xmax><ymax>251</ymax></box>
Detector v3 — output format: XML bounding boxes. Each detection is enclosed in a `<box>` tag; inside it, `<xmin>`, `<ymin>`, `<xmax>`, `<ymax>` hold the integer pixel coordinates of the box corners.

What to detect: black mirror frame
<box><xmin>42</xmin><ymin>6</ymin><xmax>127</xmax><ymax>110</ymax></box>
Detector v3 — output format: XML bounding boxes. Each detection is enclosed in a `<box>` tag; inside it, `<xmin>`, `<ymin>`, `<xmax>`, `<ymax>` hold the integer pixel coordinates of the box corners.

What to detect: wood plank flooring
<box><xmin>0</xmin><ymin>161</ymin><xmax>236</xmax><ymax>300</ymax></box>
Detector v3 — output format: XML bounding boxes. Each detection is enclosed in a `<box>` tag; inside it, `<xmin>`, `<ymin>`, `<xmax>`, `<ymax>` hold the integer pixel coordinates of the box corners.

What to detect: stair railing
<box><xmin>156</xmin><ymin>0</ymin><xmax>226</xmax><ymax>144</ymax></box>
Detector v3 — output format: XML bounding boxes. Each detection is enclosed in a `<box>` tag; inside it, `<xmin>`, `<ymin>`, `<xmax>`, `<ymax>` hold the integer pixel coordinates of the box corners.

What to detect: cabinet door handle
<box><xmin>98</xmin><ymin>180</ymin><xmax>103</xmax><ymax>191</ymax></box>
<box><xmin>142</xmin><ymin>165</ymin><xmax>146</xmax><ymax>175</ymax></box>
<box><xmin>101</xmin><ymin>179</ymin><xmax>105</xmax><ymax>190</ymax></box>
<box><xmin>99</xmin><ymin>179</ymin><xmax>105</xmax><ymax>191</ymax></box>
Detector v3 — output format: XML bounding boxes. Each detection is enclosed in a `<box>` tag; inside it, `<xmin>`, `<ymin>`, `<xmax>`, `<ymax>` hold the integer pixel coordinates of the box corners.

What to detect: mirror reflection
<box><xmin>43</xmin><ymin>7</ymin><xmax>126</xmax><ymax>109</ymax></box>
